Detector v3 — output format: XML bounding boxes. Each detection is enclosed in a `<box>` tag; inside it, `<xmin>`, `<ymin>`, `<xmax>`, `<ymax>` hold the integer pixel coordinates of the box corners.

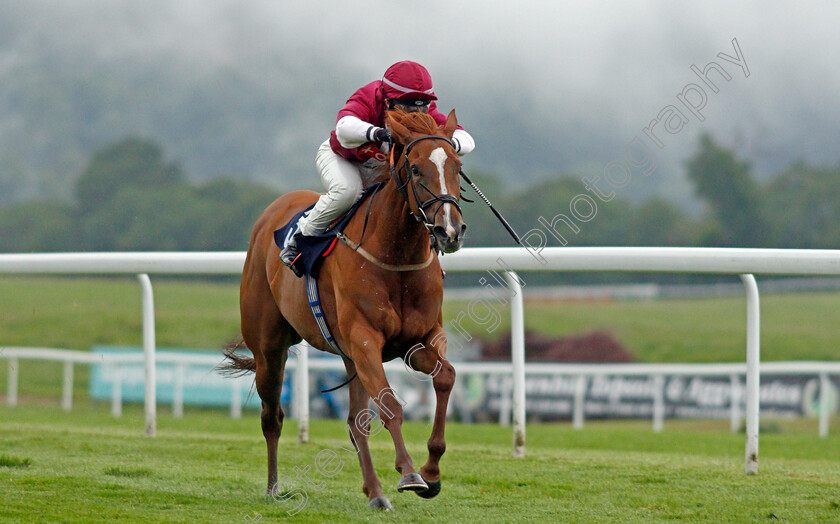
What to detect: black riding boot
<box><xmin>280</xmin><ymin>232</ymin><xmax>304</xmax><ymax>277</ymax></box>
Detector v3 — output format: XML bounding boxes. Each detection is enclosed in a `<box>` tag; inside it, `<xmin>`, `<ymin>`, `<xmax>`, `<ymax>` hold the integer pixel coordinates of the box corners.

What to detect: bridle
<box><xmin>335</xmin><ymin>133</ymin><xmax>470</xmax><ymax>270</ymax></box>
<box><xmin>388</xmin><ymin>135</ymin><xmax>464</xmax><ymax>232</ymax></box>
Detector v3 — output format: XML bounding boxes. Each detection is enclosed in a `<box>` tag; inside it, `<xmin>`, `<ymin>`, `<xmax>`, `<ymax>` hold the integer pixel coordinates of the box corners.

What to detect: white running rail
<box><xmin>3</xmin><ymin>247</ymin><xmax>840</xmax><ymax>475</ymax></box>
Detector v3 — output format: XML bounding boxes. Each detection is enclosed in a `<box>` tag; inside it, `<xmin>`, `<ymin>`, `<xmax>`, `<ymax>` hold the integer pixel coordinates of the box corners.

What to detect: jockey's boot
<box><xmin>280</xmin><ymin>233</ymin><xmax>304</xmax><ymax>277</ymax></box>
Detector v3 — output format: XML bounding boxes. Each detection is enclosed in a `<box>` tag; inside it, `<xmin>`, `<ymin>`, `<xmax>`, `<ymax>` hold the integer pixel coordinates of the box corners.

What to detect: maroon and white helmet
<box><xmin>381</xmin><ymin>61</ymin><xmax>438</xmax><ymax>102</ymax></box>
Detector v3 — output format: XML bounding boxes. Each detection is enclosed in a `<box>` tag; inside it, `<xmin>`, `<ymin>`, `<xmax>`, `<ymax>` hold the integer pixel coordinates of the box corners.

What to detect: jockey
<box><xmin>280</xmin><ymin>60</ymin><xmax>475</xmax><ymax>271</ymax></box>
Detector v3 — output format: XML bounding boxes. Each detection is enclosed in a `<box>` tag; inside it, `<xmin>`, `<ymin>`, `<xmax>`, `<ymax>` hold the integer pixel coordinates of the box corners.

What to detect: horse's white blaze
<box><xmin>429</xmin><ymin>147</ymin><xmax>456</xmax><ymax>238</ymax></box>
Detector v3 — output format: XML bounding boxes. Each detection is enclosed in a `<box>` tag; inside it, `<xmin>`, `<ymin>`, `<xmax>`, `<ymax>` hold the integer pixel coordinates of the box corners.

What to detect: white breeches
<box><xmin>296</xmin><ymin>140</ymin><xmax>364</xmax><ymax>236</ymax></box>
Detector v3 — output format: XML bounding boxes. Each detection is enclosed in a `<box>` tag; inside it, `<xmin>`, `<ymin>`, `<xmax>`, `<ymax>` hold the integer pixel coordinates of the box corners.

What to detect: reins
<box><xmin>337</xmin><ymin>133</ymin><xmax>463</xmax><ymax>272</ymax></box>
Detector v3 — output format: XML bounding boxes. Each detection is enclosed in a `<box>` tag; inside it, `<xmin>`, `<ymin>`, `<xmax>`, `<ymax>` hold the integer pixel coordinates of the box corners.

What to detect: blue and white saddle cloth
<box><xmin>273</xmin><ymin>183</ymin><xmax>382</xmax><ymax>359</ymax></box>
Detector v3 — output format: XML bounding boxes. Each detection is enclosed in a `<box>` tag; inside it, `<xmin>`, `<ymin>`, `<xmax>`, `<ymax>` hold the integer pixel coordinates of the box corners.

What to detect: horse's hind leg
<box><xmin>241</xmin><ymin>259</ymin><xmax>301</xmax><ymax>495</ymax></box>
<box><xmin>342</xmin><ymin>360</ymin><xmax>391</xmax><ymax>510</ymax></box>
<box><xmin>254</xmin><ymin>345</ymin><xmax>290</xmax><ymax>495</ymax></box>
<box><xmin>406</xmin><ymin>329</ymin><xmax>456</xmax><ymax>499</ymax></box>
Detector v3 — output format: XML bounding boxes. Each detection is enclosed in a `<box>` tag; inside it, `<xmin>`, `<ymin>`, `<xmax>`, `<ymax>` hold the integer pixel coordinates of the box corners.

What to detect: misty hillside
<box><xmin>2</xmin><ymin>2</ymin><xmax>839</xmax><ymax>208</ymax></box>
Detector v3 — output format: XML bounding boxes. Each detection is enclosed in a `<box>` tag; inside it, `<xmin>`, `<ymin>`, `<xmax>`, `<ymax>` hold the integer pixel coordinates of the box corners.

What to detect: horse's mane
<box><xmin>369</xmin><ymin>110</ymin><xmax>444</xmax><ymax>184</ymax></box>
<box><xmin>387</xmin><ymin>109</ymin><xmax>441</xmax><ymax>135</ymax></box>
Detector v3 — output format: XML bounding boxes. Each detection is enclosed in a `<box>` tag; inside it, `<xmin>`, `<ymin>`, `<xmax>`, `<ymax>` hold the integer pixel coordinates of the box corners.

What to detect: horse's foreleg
<box><xmin>407</xmin><ymin>330</ymin><xmax>455</xmax><ymax>498</ymax></box>
<box><xmin>348</xmin><ymin>329</ymin><xmax>425</xmax><ymax>492</ymax></box>
<box><xmin>343</xmin><ymin>360</ymin><xmax>392</xmax><ymax>510</ymax></box>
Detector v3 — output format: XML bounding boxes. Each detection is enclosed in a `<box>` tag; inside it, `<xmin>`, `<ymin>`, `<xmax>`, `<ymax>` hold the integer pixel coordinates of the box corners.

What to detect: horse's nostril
<box><xmin>459</xmin><ymin>224</ymin><xmax>467</xmax><ymax>238</ymax></box>
<box><xmin>433</xmin><ymin>225</ymin><xmax>447</xmax><ymax>239</ymax></box>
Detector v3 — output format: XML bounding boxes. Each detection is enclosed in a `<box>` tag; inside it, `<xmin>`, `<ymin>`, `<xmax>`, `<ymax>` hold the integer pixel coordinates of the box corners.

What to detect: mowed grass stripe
<box><xmin>1</xmin><ymin>404</ymin><xmax>839</xmax><ymax>523</ymax></box>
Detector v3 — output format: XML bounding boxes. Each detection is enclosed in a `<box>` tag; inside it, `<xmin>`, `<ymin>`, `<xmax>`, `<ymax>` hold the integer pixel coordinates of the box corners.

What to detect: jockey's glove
<box><xmin>370</xmin><ymin>127</ymin><xmax>392</xmax><ymax>144</ymax></box>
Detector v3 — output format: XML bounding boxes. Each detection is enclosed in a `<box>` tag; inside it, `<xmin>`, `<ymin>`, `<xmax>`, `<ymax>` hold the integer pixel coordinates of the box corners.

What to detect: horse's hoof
<box><xmin>397</xmin><ymin>472</ymin><xmax>428</xmax><ymax>493</ymax></box>
<box><xmin>368</xmin><ymin>496</ymin><xmax>393</xmax><ymax>511</ymax></box>
<box><xmin>416</xmin><ymin>478</ymin><xmax>441</xmax><ymax>499</ymax></box>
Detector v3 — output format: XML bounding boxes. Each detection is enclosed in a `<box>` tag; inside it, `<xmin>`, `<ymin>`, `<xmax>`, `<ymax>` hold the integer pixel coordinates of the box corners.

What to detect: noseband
<box><xmin>389</xmin><ymin>135</ymin><xmax>463</xmax><ymax>230</ymax></box>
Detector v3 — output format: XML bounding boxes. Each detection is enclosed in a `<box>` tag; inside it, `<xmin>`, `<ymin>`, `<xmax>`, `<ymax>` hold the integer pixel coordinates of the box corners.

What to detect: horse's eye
<box><xmin>411</xmin><ymin>165</ymin><xmax>420</xmax><ymax>176</ymax></box>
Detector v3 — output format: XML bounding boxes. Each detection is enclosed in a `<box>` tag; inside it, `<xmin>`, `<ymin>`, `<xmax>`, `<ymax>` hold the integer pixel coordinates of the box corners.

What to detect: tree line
<box><xmin>0</xmin><ymin>138</ymin><xmax>276</xmax><ymax>253</ymax></box>
<box><xmin>1</xmin><ymin>133</ymin><xmax>838</xmax><ymax>258</ymax></box>
<box><xmin>467</xmin><ymin>132</ymin><xmax>840</xmax><ymax>251</ymax></box>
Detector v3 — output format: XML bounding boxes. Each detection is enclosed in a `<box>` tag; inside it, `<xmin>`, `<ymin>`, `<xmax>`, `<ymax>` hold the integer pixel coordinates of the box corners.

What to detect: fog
<box><xmin>2</xmin><ymin>1</ymin><xmax>838</xmax><ymax>206</ymax></box>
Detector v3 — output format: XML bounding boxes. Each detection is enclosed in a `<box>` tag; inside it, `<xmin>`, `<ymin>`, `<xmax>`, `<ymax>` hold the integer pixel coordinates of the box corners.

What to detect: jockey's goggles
<box><xmin>393</xmin><ymin>98</ymin><xmax>431</xmax><ymax>110</ymax></box>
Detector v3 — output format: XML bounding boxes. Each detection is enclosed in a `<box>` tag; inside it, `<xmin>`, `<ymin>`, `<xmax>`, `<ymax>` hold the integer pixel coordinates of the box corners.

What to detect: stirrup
<box><xmin>280</xmin><ymin>241</ymin><xmax>304</xmax><ymax>277</ymax></box>
<box><xmin>288</xmin><ymin>253</ymin><xmax>304</xmax><ymax>277</ymax></box>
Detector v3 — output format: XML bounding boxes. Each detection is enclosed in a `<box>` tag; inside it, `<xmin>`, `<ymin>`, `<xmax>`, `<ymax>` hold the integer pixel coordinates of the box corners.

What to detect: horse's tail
<box><xmin>217</xmin><ymin>338</ymin><xmax>256</xmax><ymax>377</ymax></box>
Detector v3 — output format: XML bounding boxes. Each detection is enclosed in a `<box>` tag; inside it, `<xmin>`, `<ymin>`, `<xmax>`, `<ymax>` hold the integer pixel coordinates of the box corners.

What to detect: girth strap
<box><xmin>305</xmin><ymin>273</ymin><xmax>358</xmax><ymax>392</ymax></box>
<box><xmin>305</xmin><ymin>274</ymin><xmax>346</xmax><ymax>357</ymax></box>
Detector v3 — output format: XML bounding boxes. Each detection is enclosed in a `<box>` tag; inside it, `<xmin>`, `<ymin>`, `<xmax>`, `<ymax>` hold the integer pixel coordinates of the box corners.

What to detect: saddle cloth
<box><xmin>273</xmin><ymin>183</ymin><xmax>382</xmax><ymax>279</ymax></box>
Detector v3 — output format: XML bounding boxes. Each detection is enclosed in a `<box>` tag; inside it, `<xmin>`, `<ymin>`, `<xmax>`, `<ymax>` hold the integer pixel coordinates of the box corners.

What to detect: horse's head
<box><xmin>386</xmin><ymin>109</ymin><xmax>467</xmax><ymax>254</ymax></box>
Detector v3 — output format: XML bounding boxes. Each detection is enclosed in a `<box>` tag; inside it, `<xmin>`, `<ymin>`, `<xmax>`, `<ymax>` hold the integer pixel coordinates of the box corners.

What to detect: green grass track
<box><xmin>1</xmin><ymin>404</ymin><xmax>839</xmax><ymax>523</ymax></box>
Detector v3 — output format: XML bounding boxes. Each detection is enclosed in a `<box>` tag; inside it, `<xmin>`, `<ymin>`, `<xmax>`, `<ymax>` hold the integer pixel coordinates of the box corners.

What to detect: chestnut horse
<box><xmin>222</xmin><ymin>109</ymin><xmax>467</xmax><ymax>510</ymax></box>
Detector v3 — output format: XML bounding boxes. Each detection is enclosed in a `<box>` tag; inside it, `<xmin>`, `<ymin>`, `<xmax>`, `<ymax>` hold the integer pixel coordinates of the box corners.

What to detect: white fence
<box><xmin>3</xmin><ymin>247</ymin><xmax>840</xmax><ymax>475</ymax></box>
<box><xmin>3</xmin><ymin>346</ymin><xmax>837</xmax><ymax>433</ymax></box>
<box><xmin>4</xmin><ymin>347</ymin><xmax>837</xmax><ymax>427</ymax></box>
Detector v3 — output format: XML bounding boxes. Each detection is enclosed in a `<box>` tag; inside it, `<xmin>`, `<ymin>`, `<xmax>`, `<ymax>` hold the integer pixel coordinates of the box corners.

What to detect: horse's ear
<box><xmin>386</xmin><ymin>112</ymin><xmax>412</xmax><ymax>145</ymax></box>
<box><xmin>442</xmin><ymin>109</ymin><xmax>458</xmax><ymax>140</ymax></box>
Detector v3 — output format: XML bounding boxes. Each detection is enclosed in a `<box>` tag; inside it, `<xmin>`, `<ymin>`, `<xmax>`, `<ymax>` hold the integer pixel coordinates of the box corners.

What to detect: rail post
<box><xmin>7</xmin><ymin>357</ymin><xmax>18</xmax><ymax>406</ymax></box>
<box><xmin>295</xmin><ymin>345</ymin><xmax>310</xmax><ymax>444</ymax></box>
<box><xmin>111</xmin><ymin>365</ymin><xmax>122</xmax><ymax>417</ymax></box>
<box><xmin>62</xmin><ymin>361</ymin><xmax>74</xmax><ymax>411</ymax></box>
<box><xmin>652</xmin><ymin>374</ymin><xmax>665</xmax><ymax>432</ymax></box>
<box><xmin>505</xmin><ymin>271</ymin><xmax>526</xmax><ymax>458</ymax></box>
<box><xmin>572</xmin><ymin>375</ymin><xmax>586</xmax><ymax>429</ymax></box>
<box><xmin>819</xmin><ymin>372</ymin><xmax>830</xmax><ymax>438</ymax></box>
<box><xmin>740</xmin><ymin>274</ymin><xmax>760</xmax><ymax>475</ymax></box>
<box><xmin>138</xmin><ymin>274</ymin><xmax>157</xmax><ymax>437</ymax></box>
<box><xmin>173</xmin><ymin>363</ymin><xmax>184</xmax><ymax>418</ymax></box>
